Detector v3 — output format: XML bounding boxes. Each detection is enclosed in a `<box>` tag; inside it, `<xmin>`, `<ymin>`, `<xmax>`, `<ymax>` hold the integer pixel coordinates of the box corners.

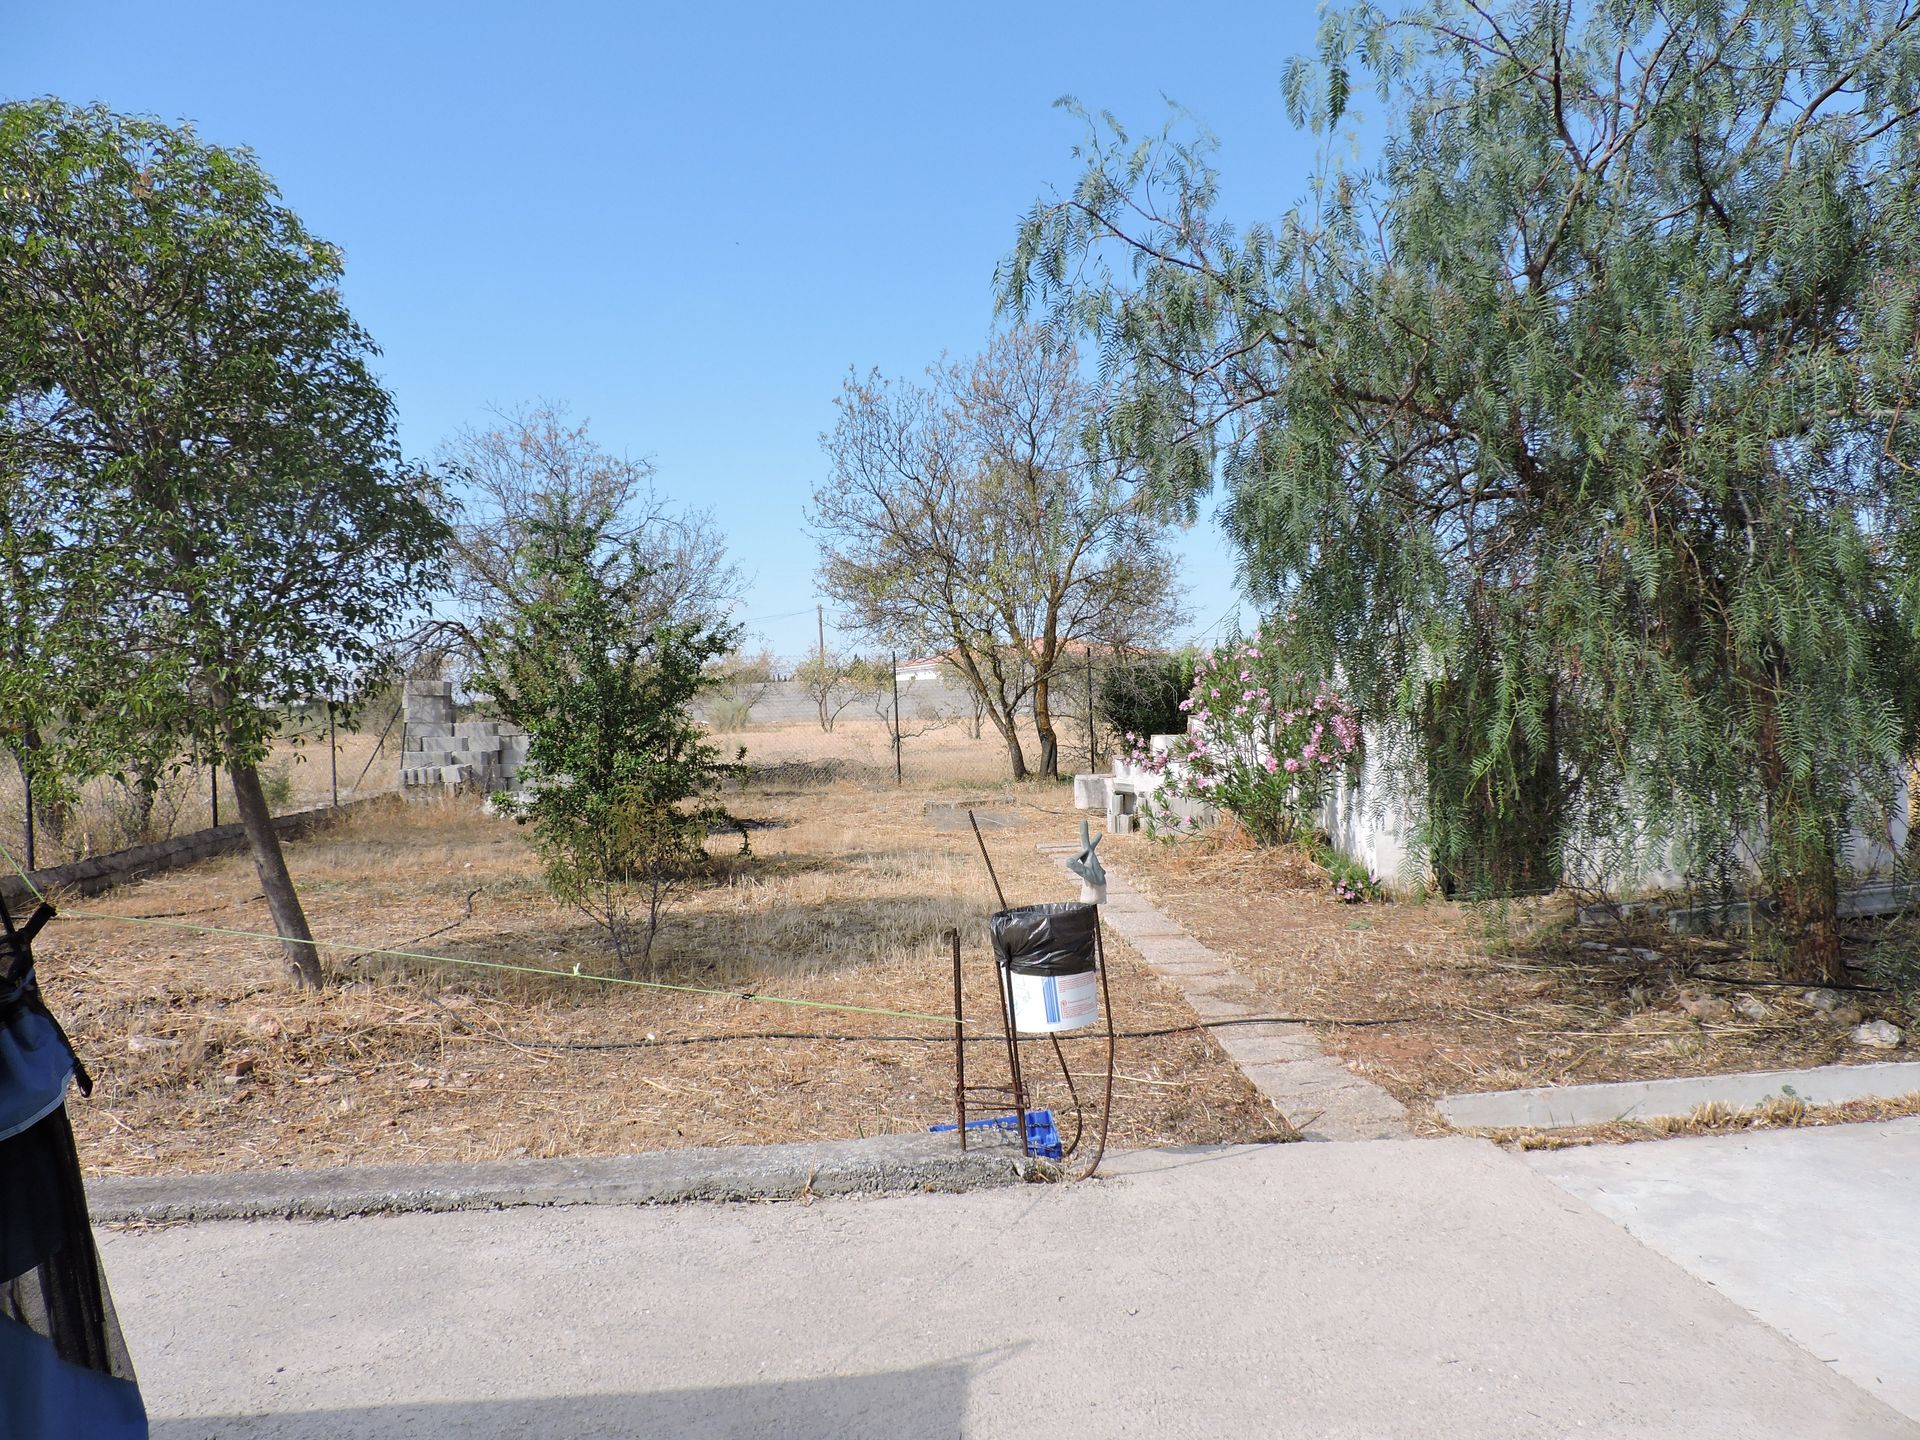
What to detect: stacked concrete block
<box><xmin>1072</xmin><ymin>773</ymin><xmax>1110</xmax><ymax>810</ymax></box>
<box><xmin>399</xmin><ymin>678</ymin><xmax>529</xmax><ymax>796</ymax></box>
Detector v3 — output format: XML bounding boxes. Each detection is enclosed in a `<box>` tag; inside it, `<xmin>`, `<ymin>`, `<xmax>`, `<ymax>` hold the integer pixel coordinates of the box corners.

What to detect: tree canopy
<box><xmin>0</xmin><ymin>99</ymin><xmax>448</xmax><ymax>984</ymax></box>
<box><xmin>427</xmin><ymin>402</ymin><xmax>739</xmax><ymax>676</ymax></box>
<box><xmin>812</xmin><ymin>326</ymin><xmax>1186</xmax><ymax>779</ymax></box>
<box><xmin>1003</xmin><ymin>1</ymin><xmax>1920</xmax><ymax>975</ymax></box>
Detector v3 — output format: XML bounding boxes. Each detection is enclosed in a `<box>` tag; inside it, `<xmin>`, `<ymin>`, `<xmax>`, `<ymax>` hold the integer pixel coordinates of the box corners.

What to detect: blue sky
<box><xmin>4</xmin><ymin>2</ymin><xmax>1340</xmax><ymax>659</ymax></box>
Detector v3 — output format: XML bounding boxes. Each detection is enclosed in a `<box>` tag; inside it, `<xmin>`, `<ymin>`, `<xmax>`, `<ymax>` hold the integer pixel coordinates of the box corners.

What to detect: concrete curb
<box><xmin>1437</xmin><ymin>1059</ymin><xmax>1920</xmax><ymax>1130</ymax></box>
<box><xmin>87</xmin><ymin>1132</ymin><xmax>1040</xmax><ymax>1224</ymax></box>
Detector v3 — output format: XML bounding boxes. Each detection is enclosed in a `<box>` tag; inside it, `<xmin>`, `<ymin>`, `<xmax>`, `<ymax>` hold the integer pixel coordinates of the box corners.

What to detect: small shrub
<box><xmin>1097</xmin><ymin>655</ymin><xmax>1196</xmax><ymax>742</ymax></box>
<box><xmin>708</xmin><ymin>696</ymin><xmax>755</xmax><ymax>733</ymax></box>
<box><xmin>260</xmin><ymin>760</ymin><xmax>296</xmax><ymax>813</ymax></box>
<box><xmin>1130</xmin><ymin>624</ymin><xmax>1361</xmax><ymax>845</ymax></box>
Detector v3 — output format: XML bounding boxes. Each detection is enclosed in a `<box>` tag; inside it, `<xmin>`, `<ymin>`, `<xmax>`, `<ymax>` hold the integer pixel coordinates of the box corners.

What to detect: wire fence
<box><xmin>701</xmin><ymin>652</ymin><xmax>1110</xmax><ymax>790</ymax></box>
<box><xmin>4</xmin><ymin>644</ymin><xmax>1123</xmax><ymax>870</ymax></box>
<box><xmin>0</xmin><ymin>693</ymin><xmax>408</xmax><ymax>872</ymax></box>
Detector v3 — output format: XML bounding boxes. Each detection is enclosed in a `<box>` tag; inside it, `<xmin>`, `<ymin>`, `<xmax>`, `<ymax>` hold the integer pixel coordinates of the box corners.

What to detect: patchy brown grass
<box><xmin>37</xmin><ymin>784</ymin><xmax>1278</xmax><ymax>1177</ymax></box>
<box><xmin>1110</xmin><ymin>826</ymin><xmax>1913</xmax><ymax>1132</ymax></box>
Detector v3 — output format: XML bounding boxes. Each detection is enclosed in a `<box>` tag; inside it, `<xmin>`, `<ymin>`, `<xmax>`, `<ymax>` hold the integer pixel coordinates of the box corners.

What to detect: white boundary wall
<box><xmin>1085</xmin><ymin>723</ymin><xmax>1911</xmax><ymax>896</ymax></box>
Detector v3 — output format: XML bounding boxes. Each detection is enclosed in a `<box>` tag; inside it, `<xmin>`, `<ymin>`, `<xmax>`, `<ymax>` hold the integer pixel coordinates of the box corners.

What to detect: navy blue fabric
<box><xmin>0</xmin><ymin>1002</ymin><xmax>74</xmax><ymax>1143</ymax></box>
<box><xmin>0</xmin><ymin>1313</ymin><xmax>148</xmax><ymax>1440</ymax></box>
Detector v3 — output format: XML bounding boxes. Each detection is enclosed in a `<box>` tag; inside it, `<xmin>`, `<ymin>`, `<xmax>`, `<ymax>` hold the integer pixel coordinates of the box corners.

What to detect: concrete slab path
<box><xmin>1528</xmin><ymin>1116</ymin><xmax>1920</xmax><ymax>1425</ymax></box>
<box><xmin>1441</xmin><ymin>1060</ymin><xmax>1920</xmax><ymax>1130</ymax></box>
<box><xmin>1051</xmin><ymin>853</ymin><xmax>1409</xmax><ymax>1140</ymax></box>
<box><xmin>102</xmin><ymin>1137</ymin><xmax>1914</xmax><ymax>1439</ymax></box>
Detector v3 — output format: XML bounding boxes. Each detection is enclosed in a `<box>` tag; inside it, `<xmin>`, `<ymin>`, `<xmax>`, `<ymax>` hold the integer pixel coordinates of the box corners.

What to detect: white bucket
<box><xmin>1005</xmin><ymin>967</ymin><xmax>1100</xmax><ymax>1033</ymax></box>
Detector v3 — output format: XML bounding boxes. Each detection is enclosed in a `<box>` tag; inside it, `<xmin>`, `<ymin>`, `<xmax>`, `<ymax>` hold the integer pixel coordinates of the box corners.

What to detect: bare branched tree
<box><xmin>812</xmin><ymin>328</ymin><xmax>1185</xmax><ymax>778</ymax></box>
<box><xmin>423</xmin><ymin>402</ymin><xmax>741</xmax><ymax>672</ymax></box>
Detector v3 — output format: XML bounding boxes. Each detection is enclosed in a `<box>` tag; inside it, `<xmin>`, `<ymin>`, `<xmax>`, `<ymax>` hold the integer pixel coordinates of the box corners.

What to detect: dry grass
<box><xmin>1111</xmin><ymin>826</ymin><xmax>1914</xmax><ymax>1133</ymax></box>
<box><xmin>1485</xmin><ymin>1090</ymin><xmax>1920</xmax><ymax>1151</ymax></box>
<box><xmin>38</xmin><ymin>783</ymin><xmax>1278</xmax><ymax>1177</ymax></box>
<box><xmin>713</xmin><ymin>717</ymin><xmax>1078</xmax><ymax>789</ymax></box>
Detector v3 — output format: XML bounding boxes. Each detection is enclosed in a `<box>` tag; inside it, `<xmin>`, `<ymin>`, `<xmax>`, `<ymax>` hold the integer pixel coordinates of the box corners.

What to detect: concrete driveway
<box><xmin>99</xmin><ymin>1134</ymin><xmax>1915</xmax><ymax>1439</ymax></box>
<box><xmin>1527</xmin><ymin>1115</ymin><xmax>1920</xmax><ymax>1426</ymax></box>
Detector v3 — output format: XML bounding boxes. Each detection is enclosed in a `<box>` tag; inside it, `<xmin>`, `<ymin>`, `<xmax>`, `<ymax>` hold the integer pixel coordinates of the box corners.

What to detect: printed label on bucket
<box><xmin>1007</xmin><ymin>969</ymin><xmax>1099</xmax><ymax>1033</ymax></box>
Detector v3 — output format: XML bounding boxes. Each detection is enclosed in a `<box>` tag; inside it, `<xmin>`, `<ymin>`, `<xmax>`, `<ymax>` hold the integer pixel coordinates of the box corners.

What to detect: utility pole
<box><xmin>817</xmin><ymin>604</ymin><xmax>826</xmax><ymax>666</ymax></box>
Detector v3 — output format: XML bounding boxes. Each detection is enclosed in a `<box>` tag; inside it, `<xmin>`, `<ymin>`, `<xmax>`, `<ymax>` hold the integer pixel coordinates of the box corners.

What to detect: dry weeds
<box><xmin>1112</xmin><ymin>827</ymin><xmax>1913</xmax><ymax>1132</ymax></box>
<box><xmin>1484</xmin><ymin>1090</ymin><xmax>1920</xmax><ymax>1151</ymax></box>
<box><xmin>38</xmin><ymin>783</ymin><xmax>1278</xmax><ymax>1177</ymax></box>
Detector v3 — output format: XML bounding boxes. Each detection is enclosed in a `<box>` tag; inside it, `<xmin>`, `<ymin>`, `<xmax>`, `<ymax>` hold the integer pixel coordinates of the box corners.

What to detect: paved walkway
<box><xmin>1053</xmin><ymin>852</ymin><xmax>1408</xmax><ymax>1139</ymax></box>
<box><xmin>1529</xmin><ymin>1116</ymin><xmax>1920</xmax><ymax>1424</ymax></box>
<box><xmin>102</xmin><ymin>1137</ymin><xmax>1913</xmax><ymax>1439</ymax></box>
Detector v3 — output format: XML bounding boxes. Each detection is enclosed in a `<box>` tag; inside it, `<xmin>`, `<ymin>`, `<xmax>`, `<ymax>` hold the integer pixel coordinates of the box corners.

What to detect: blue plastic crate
<box><xmin>929</xmin><ymin>1107</ymin><xmax>1063</xmax><ymax>1160</ymax></box>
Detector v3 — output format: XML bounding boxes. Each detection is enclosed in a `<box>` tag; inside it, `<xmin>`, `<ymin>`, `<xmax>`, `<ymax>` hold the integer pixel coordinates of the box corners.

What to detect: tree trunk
<box><xmin>1756</xmin><ymin>683</ymin><xmax>1843</xmax><ymax>984</ymax></box>
<box><xmin>1033</xmin><ymin>669</ymin><xmax>1060</xmax><ymax>779</ymax></box>
<box><xmin>1772</xmin><ymin>814</ymin><xmax>1843</xmax><ymax>985</ymax></box>
<box><xmin>228</xmin><ymin>760</ymin><xmax>324</xmax><ymax>988</ymax></box>
<box><xmin>14</xmin><ymin>729</ymin><xmax>69</xmax><ymax>853</ymax></box>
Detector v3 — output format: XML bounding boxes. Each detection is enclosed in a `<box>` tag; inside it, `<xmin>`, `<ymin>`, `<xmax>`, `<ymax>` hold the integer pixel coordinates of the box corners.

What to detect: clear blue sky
<box><xmin>4</xmin><ymin>1</ymin><xmax>1338</xmax><ymax>659</ymax></box>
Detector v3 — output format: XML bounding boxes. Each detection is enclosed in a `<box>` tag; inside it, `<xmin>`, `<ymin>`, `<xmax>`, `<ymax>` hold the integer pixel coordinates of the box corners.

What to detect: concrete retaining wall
<box><xmin>1</xmin><ymin>796</ymin><xmax>388</xmax><ymax>906</ymax></box>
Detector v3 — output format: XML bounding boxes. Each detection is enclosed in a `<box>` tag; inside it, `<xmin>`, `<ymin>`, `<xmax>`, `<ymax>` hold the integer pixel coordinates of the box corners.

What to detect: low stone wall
<box><xmin>0</xmin><ymin>796</ymin><xmax>389</xmax><ymax>906</ymax></box>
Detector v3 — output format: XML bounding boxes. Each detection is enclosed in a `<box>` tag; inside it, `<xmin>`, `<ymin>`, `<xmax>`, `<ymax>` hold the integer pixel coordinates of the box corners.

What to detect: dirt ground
<box><xmin>35</xmin><ymin>784</ymin><xmax>1280</xmax><ymax>1177</ymax></box>
<box><xmin>1110</xmin><ymin>827</ymin><xmax>1915</xmax><ymax>1132</ymax></box>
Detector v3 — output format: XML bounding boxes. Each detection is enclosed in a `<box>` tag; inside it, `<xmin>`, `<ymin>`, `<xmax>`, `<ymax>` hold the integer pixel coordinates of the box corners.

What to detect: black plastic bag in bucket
<box><xmin>990</xmin><ymin>902</ymin><xmax>1099</xmax><ymax>1033</ymax></box>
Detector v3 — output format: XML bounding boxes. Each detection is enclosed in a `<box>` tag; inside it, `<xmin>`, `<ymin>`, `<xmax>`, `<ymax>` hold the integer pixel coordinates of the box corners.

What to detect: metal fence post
<box><xmin>1086</xmin><ymin>649</ymin><xmax>1096</xmax><ymax>772</ymax></box>
<box><xmin>22</xmin><ymin>771</ymin><xmax>35</xmax><ymax>872</ymax></box>
<box><xmin>328</xmin><ymin>699</ymin><xmax>339</xmax><ymax>807</ymax></box>
<box><xmin>209</xmin><ymin>762</ymin><xmax>219</xmax><ymax>827</ymax></box>
<box><xmin>891</xmin><ymin>653</ymin><xmax>903</xmax><ymax>785</ymax></box>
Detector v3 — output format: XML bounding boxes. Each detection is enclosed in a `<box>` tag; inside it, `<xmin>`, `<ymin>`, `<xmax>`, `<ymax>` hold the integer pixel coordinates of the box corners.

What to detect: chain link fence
<box><xmin>2</xmin><ymin>693</ymin><xmax>407</xmax><ymax>872</ymax></box>
<box><xmin>702</xmin><ymin>652</ymin><xmax>1108</xmax><ymax>790</ymax></box>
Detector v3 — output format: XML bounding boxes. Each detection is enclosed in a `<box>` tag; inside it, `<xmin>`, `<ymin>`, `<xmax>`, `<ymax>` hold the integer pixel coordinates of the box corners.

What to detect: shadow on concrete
<box><xmin>150</xmin><ymin>1360</ymin><xmax>971</xmax><ymax>1439</ymax></box>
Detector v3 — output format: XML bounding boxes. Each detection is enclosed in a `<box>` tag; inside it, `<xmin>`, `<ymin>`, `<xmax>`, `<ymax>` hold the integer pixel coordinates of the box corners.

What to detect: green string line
<box><xmin>0</xmin><ymin>838</ymin><xmax>963</xmax><ymax>1026</ymax></box>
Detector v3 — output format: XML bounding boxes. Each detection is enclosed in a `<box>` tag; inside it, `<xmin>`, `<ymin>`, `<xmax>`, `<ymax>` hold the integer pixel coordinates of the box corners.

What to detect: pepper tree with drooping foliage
<box><xmin>471</xmin><ymin>513</ymin><xmax>745</xmax><ymax>979</ymax></box>
<box><xmin>1004</xmin><ymin>0</ymin><xmax>1920</xmax><ymax>979</ymax></box>
<box><xmin>0</xmin><ymin>100</ymin><xmax>448</xmax><ymax>987</ymax></box>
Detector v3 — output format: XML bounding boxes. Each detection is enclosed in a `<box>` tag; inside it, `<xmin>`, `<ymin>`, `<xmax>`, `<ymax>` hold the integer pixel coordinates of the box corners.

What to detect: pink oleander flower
<box><xmin>1178</xmin><ymin>698</ymin><xmax>1193</xmax><ymax>711</ymax></box>
<box><xmin>1239</xmin><ymin>669</ymin><xmax>1252</xmax><ymax>681</ymax></box>
<box><xmin>1263</xmin><ymin>755</ymin><xmax>1279</xmax><ymax>773</ymax></box>
<box><xmin>1284</xmin><ymin>757</ymin><xmax>1301</xmax><ymax>772</ymax></box>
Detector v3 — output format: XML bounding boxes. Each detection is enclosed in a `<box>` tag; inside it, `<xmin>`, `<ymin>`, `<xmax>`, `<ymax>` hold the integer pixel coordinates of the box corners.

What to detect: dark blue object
<box><xmin>2</xmin><ymin>897</ymin><xmax>148</xmax><ymax>1440</ymax></box>
<box><xmin>930</xmin><ymin>1107</ymin><xmax>1064</xmax><ymax>1160</ymax></box>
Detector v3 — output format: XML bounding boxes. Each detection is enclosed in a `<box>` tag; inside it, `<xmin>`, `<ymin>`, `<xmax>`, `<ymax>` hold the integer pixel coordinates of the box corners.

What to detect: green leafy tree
<box><xmin>425</xmin><ymin>402</ymin><xmax>741</xmax><ymax>676</ymax></box>
<box><xmin>0</xmin><ymin>101</ymin><xmax>448</xmax><ymax>985</ymax></box>
<box><xmin>1005</xmin><ymin>1</ymin><xmax>1920</xmax><ymax>979</ymax></box>
<box><xmin>473</xmin><ymin>518</ymin><xmax>744</xmax><ymax>978</ymax></box>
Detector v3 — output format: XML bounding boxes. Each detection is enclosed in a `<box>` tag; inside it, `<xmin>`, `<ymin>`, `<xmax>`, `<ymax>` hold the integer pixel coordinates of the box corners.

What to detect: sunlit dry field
<box><xmin>39</xmin><ymin>783</ymin><xmax>1279</xmax><ymax>1177</ymax></box>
